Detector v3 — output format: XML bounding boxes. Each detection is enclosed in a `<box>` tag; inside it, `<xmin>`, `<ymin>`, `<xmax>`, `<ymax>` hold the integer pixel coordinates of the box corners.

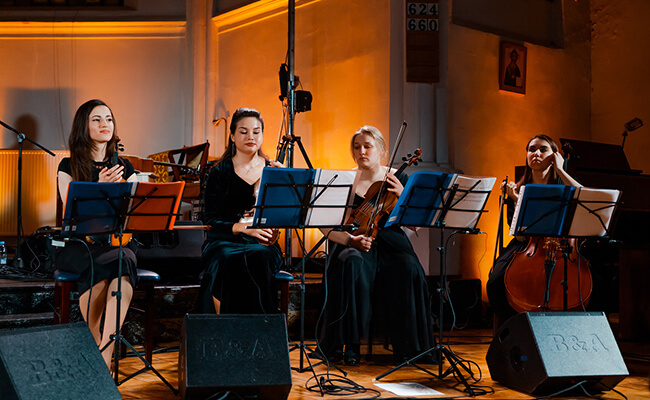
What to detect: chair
<box><xmin>167</xmin><ymin>142</ymin><xmax>210</xmax><ymax>184</ymax></box>
<box><xmin>53</xmin><ymin>268</ymin><xmax>160</xmax><ymax>364</ymax></box>
<box><xmin>275</xmin><ymin>270</ymin><xmax>294</xmax><ymax>318</ymax></box>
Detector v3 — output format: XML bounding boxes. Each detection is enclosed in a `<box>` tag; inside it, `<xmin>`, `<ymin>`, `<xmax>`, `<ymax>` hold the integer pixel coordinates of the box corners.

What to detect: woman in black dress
<box><xmin>200</xmin><ymin>108</ymin><xmax>284</xmax><ymax>314</ymax></box>
<box><xmin>487</xmin><ymin>134</ymin><xmax>582</xmax><ymax>332</ymax></box>
<box><xmin>318</xmin><ymin>125</ymin><xmax>434</xmax><ymax>366</ymax></box>
<box><xmin>56</xmin><ymin>99</ymin><xmax>138</xmax><ymax>367</ymax></box>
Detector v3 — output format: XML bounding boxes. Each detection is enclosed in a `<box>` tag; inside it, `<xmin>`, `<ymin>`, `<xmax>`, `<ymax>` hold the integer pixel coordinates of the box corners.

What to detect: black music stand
<box><xmin>251</xmin><ymin>167</ymin><xmax>355</xmax><ymax>392</ymax></box>
<box><xmin>62</xmin><ymin>181</ymin><xmax>184</xmax><ymax>394</ymax></box>
<box><xmin>375</xmin><ymin>171</ymin><xmax>495</xmax><ymax>396</ymax></box>
<box><xmin>510</xmin><ymin>184</ymin><xmax>620</xmax><ymax>310</ymax></box>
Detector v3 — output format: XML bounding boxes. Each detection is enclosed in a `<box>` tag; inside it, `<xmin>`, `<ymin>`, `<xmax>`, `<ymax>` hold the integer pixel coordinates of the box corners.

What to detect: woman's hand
<box><xmin>268</xmin><ymin>159</ymin><xmax>285</xmax><ymax>168</ymax></box>
<box><xmin>550</xmin><ymin>151</ymin><xmax>566</xmax><ymax>173</ymax></box>
<box><xmin>233</xmin><ymin>222</ymin><xmax>277</xmax><ymax>245</ymax></box>
<box><xmin>385</xmin><ymin>173</ymin><xmax>404</xmax><ymax>197</ymax></box>
<box><xmin>502</xmin><ymin>180</ymin><xmax>519</xmax><ymax>202</ymax></box>
<box><xmin>98</xmin><ymin>164</ymin><xmax>124</xmax><ymax>182</ymax></box>
<box><xmin>348</xmin><ymin>234</ymin><xmax>374</xmax><ymax>252</ymax></box>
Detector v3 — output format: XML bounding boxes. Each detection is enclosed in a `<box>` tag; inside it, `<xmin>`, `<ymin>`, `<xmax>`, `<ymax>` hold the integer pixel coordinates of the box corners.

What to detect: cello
<box><xmin>504</xmin><ymin>236</ymin><xmax>592</xmax><ymax>312</ymax></box>
<box><xmin>501</xmin><ymin>140</ymin><xmax>593</xmax><ymax>312</ymax></box>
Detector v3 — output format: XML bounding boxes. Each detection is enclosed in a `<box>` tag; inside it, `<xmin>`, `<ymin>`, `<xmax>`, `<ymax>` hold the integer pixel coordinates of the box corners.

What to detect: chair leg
<box><xmin>279</xmin><ymin>280</ymin><xmax>290</xmax><ymax>320</ymax></box>
<box><xmin>54</xmin><ymin>280</ymin><xmax>71</xmax><ymax>324</ymax></box>
<box><xmin>143</xmin><ymin>281</ymin><xmax>155</xmax><ymax>364</ymax></box>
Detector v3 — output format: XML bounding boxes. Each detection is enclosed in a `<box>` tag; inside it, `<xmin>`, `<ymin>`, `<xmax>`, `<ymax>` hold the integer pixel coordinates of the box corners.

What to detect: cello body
<box><xmin>504</xmin><ymin>236</ymin><xmax>592</xmax><ymax>312</ymax></box>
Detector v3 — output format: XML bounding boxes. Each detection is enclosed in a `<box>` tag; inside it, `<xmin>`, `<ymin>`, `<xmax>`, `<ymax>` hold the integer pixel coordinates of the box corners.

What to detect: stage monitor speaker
<box><xmin>0</xmin><ymin>323</ymin><xmax>121</xmax><ymax>400</ymax></box>
<box><xmin>179</xmin><ymin>314</ymin><xmax>292</xmax><ymax>400</ymax></box>
<box><xmin>486</xmin><ymin>312</ymin><xmax>628</xmax><ymax>395</ymax></box>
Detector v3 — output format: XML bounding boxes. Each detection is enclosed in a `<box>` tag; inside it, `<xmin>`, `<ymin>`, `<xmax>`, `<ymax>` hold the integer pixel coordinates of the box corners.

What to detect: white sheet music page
<box><xmin>444</xmin><ymin>175</ymin><xmax>496</xmax><ymax>229</ymax></box>
<box><xmin>568</xmin><ymin>187</ymin><xmax>620</xmax><ymax>237</ymax></box>
<box><xmin>306</xmin><ymin>169</ymin><xmax>356</xmax><ymax>226</ymax></box>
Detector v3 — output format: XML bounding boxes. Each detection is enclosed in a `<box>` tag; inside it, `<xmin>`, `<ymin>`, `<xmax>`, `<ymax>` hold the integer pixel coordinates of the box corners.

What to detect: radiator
<box><xmin>0</xmin><ymin>150</ymin><xmax>68</xmax><ymax>237</ymax></box>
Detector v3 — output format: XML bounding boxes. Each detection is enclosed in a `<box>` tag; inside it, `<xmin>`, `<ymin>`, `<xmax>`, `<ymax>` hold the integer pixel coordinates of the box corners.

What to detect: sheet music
<box><xmin>306</xmin><ymin>169</ymin><xmax>356</xmax><ymax>226</ymax></box>
<box><xmin>567</xmin><ymin>187</ymin><xmax>620</xmax><ymax>237</ymax></box>
<box><xmin>444</xmin><ymin>175</ymin><xmax>496</xmax><ymax>229</ymax></box>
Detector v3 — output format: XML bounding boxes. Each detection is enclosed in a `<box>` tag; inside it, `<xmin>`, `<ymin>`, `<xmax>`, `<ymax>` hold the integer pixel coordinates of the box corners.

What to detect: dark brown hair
<box><xmin>516</xmin><ymin>134</ymin><xmax>560</xmax><ymax>188</ymax></box>
<box><xmin>68</xmin><ymin>99</ymin><xmax>119</xmax><ymax>181</ymax></box>
<box><xmin>218</xmin><ymin>107</ymin><xmax>266</xmax><ymax>164</ymax></box>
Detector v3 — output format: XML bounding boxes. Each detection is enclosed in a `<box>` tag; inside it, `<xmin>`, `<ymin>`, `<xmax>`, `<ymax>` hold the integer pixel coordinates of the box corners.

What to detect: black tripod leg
<box><xmin>117</xmin><ymin>337</ymin><xmax>178</xmax><ymax>394</ymax></box>
<box><xmin>439</xmin><ymin>347</ymin><xmax>476</xmax><ymax>396</ymax></box>
<box><xmin>375</xmin><ymin>347</ymin><xmax>439</xmax><ymax>381</ymax></box>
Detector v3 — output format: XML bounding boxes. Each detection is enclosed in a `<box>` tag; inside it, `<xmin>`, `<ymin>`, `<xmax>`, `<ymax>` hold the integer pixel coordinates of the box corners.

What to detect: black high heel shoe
<box><xmin>344</xmin><ymin>344</ymin><xmax>360</xmax><ymax>366</ymax></box>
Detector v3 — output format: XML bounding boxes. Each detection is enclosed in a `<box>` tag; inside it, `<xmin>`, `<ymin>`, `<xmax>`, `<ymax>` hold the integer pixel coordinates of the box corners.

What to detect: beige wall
<box><xmin>0</xmin><ymin>21</ymin><xmax>189</xmax><ymax>158</ymax></box>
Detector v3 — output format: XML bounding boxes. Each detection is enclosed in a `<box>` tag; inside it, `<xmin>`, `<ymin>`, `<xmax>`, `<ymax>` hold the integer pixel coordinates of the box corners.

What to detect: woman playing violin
<box><xmin>318</xmin><ymin>125</ymin><xmax>434</xmax><ymax>366</ymax></box>
<box><xmin>487</xmin><ymin>134</ymin><xmax>582</xmax><ymax>331</ymax></box>
<box><xmin>56</xmin><ymin>99</ymin><xmax>138</xmax><ymax>368</ymax></box>
<box><xmin>199</xmin><ymin>107</ymin><xmax>284</xmax><ymax>314</ymax></box>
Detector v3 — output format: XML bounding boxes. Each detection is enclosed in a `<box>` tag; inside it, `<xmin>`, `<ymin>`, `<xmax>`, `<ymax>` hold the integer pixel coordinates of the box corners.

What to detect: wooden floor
<box><xmin>115</xmin><ymin>329</ymin><xmax>650</xmax><ymax>399</ymax></box>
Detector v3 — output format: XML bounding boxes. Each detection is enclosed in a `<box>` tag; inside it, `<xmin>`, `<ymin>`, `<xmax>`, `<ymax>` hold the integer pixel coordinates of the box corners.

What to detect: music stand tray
<box><xmin>62</xmin><ymin>181</ymin><xmax>184</xmax><ymax>394</ymax></box>
<box><xmin>379</xmin><ymin>171</ymin><xmax>496</xmax><ymax>396</ymax></box>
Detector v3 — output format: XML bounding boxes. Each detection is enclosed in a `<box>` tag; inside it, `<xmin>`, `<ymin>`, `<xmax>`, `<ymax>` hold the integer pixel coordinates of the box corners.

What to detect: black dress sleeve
<box><xmin>57</xmin><ymin>157</ymin><xmax>72</xmax><ymax>175</ymax></box>
<box><xmin>119</xmin><ymin>158</ymin><xmax>136</xmax><ymax>180</ymax></box>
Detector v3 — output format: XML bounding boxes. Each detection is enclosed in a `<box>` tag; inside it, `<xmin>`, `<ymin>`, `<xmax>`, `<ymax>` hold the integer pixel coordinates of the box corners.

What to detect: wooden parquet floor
<box><xmin>115</xmin><ymin>329</ymin><xmax>650</xmax><ymax>399</ymax></box>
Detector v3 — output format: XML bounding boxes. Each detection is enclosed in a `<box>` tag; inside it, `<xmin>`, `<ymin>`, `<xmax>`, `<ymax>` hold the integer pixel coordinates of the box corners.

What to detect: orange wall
<box><xmin>213</xmin><ymin>0</ymin><xmax>391</xmax><ymax>171</ymax></box>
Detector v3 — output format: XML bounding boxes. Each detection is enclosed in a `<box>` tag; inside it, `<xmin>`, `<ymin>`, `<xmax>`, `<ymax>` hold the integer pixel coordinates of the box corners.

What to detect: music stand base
<box><xmin>113</xmin><ymin>335</ymin><xmax>178</xmax><ymax>394</ymax></box>
<box><xmin>375</xmin><ymin>345</ymin><xmax>476</xmax><ymax>396</ymax></box>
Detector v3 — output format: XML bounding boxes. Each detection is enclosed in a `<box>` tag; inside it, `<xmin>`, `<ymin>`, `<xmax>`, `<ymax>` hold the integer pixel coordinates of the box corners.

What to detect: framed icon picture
<box><xmin>499</xmin><ymin>42</ymin><xmax>527</xmax><ymax>94</ymax></box>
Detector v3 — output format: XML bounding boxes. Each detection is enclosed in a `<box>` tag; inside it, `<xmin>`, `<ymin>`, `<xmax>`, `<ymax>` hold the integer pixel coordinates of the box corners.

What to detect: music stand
<box><xmin>375</xmin><ymin>171</ymin><xmax>495</xmax><ymax>396</ymax></box>
<box><xmin>510</xmin><ymin>184</ymin><xmax>620</xmax><ymax>310</ymax></box>
<box><xmin>62</xmin><ymin>181</ymin><xmax>184</xmax><ymax>394</ymax></box>
<box><xmin>250</xmin><ymin>167</ymin><xmax>355</xmax><ymax>391</ymax></box>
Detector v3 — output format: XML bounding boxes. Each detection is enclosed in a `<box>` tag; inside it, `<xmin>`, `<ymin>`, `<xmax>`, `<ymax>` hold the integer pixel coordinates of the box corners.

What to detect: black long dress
<box><xmin>55</xmin><ymin>157</ymin><xmax>138</xmax><ymax>294</ymax></box>
<box><xmin>319</xmin><ymin>174</ymin><xmax>434</xmax><ymax>360</ymax></box>
<box><xmin>199</xmin><ymin>158</ymin><xmax>283</xmax><ymax>314</ymax></box>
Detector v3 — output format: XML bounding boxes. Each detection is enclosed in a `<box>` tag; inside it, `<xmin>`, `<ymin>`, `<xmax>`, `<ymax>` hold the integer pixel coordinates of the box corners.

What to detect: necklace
<box><xmin>236</xmin><ymin>157</ymin><xmax>261</xmax><ymax>175</ymax></box>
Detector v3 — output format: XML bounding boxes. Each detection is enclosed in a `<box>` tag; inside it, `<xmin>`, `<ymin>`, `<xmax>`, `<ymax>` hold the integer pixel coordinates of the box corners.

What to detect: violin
<box><xmin>504</xmin><ymin>236</ymin><xmax>592</xmax><ymax>312</ymax></box>
<box><xmin>347</xmin><ymin>149</ymin><xmax>422</xmax><ymax>237</ymax></box>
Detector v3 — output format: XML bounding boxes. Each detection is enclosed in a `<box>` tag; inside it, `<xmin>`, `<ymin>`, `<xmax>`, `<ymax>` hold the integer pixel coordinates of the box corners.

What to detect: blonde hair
<box><xmin>350</xmin><ymin>125</ymin><xmax>387</xmax><ymax>161</ymax></box>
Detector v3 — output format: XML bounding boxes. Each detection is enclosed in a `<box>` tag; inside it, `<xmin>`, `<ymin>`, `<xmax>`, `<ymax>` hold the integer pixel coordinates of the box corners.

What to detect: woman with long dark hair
<box><xmin>56</xmin><ymin>99</ymin><xmax>138</xmax><ymax>367</ymax></box>
<box><xmin>199</xmin><ymin>107</ymin><xmax>284</xmax><ymax>314</ymax></box>
<box><xmin>487</xmin><ymin>134</ymin><xmax>581</xmax><ymax>331</ymax></box>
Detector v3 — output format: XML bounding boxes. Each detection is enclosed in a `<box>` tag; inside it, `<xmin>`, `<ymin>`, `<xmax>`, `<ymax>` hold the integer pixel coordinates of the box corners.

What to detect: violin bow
<box><xmin>491</xmin><ymin>175</ymin><xmax>508</xmax><ymax>268</ymax></box>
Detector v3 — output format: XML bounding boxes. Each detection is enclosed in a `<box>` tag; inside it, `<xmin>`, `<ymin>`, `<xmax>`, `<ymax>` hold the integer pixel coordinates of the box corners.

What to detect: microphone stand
<box><xmin>0</xmin><ymin>120</ymin><xmax>56</xmax><ymax>270</ymax></box>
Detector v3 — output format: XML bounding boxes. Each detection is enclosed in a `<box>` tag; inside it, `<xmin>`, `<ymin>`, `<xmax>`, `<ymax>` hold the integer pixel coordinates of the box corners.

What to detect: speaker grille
<box><xmin>487</xmin><ymin>312</ymin><xmax>628</xmax><ymax>395</ymax></box>
<box><xmin>179</xmin><ymin>314</ymin><xmax>292</xmax><ymax>400</ymax></box>
<box><xmin>0</xmin><ymin>323</ymin><xmax>120</xmax><ymax>400</ymax></box>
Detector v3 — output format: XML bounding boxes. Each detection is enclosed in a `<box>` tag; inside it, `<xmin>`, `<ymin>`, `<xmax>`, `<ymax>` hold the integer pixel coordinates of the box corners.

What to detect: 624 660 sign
<box><xmin>407</xmin><ymin>2</ymin><xmax>439</xmax><ymax>31</ymax></box>
<box><xmin>406</xmin><ymin>0</ymin><xmax>439</xmax><ymax>83</ymax></box>
<box><xmin>407</xmin><ymin>18</ymin><xmax>438</xmax><ymax>31</ymax></box>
